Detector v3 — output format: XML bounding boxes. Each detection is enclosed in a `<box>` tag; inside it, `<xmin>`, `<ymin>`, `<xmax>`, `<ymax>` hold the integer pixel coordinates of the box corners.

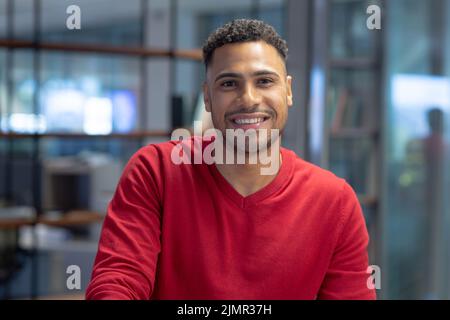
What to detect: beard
<box><xmin>211</xmin><ymin>102</ymin><xmax>282</xmax><ymax>149</ymax></box>
<box><xmin>223</xmin><ymin>127</ymin><xmax>280</xmax><ymax>155</ymax></box>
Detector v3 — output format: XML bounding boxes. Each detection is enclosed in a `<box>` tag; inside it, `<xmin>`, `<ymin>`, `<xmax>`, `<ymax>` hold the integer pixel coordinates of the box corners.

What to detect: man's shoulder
<box><xmin>132</xmin><ymin>139</ymin><xmax>181</xmax><ymax>161</ymax></box>
<box><xmin>285</xmin><ymin>149</ymin><xmax>360</xmax><ymax>227</ymax></box>
<box><xmin>129</xmin><ymin>136</ymin><xmax>203</xmax><ymax>172</ymax></box>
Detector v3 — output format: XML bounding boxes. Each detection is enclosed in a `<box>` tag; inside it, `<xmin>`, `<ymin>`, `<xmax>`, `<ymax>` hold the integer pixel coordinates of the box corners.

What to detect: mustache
<box><xmin>225</xmin><ymin>106</ymin><xmax>276</xmax><ymax>118</ymax></box>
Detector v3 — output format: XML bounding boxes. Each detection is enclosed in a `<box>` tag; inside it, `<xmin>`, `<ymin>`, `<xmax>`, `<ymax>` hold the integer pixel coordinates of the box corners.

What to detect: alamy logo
<box><xmin>170</xmin><ymin>121</ymin><xmax>281</xmax><ymax>176</ymax></box>
<box><xmin>66</xmin><ymin>5</ymin><xmax>81</xmax><ymax>30</ymax></box>
<box><xmin>367</xmin><ymin>265</ymin><xmax>381</xmax><ymax>290</ymax></box>
<box><xmin>366</xmin><ymin>5</ymin><xmax>381</xmax><ymax>30</ymax></box>
<box><xmin>66</xmin><ymin>265</ymin><xmax>81</xmax><ymax>290</ymax></box>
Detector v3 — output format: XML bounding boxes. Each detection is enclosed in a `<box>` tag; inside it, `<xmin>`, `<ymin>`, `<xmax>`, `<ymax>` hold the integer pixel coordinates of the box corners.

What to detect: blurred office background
<box><xmin>0</xmin><ymin>0</ymin><xmax>449</xmax><ymax>300</ymax></box>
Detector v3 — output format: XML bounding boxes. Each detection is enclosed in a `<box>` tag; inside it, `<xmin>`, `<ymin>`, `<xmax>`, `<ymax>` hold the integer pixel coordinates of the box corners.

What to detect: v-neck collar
<box><xmin>207</xmin><ymin>147</ymin><xmax>294</xmax><ymax>209</ymax></box>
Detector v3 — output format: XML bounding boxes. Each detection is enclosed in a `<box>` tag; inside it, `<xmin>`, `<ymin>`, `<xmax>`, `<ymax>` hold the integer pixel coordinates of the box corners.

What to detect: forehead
<box><xmin>207</xmin><ymin>41</ymin><xmax>286</xmax><ymax>79</ymax></box>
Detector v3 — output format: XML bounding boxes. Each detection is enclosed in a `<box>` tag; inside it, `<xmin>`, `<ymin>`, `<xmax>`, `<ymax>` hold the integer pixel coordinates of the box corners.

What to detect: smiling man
<box><xmin>86</xmin><ymin>19</ymin><xmax>376</xmax><ymax>300</ymax></box>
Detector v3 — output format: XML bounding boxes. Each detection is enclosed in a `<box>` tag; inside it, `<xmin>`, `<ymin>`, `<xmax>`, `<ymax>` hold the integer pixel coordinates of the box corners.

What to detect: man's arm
<box><xmin>317</xmin><ymin>182</ymin><xmax>377</xmax><ymax>300</ymax></box>
<box><xmin>86</xmin><ymin>147</ymin><xmax>162</xmax><ymax>300</ymax></box>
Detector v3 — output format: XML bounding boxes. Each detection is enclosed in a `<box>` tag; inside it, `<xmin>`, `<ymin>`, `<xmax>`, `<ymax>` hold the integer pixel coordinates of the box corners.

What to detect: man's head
<box><xmin>202</xmin><ymin>19</ymin><xmax>293</xmax><ymax>151</ymax></box>
<box><xmin>427</xmin><ymin>107</ymin><xmax>444</xmax><ymax>134</ymax></box>
<box><xmin>202</xmin><ymin>19</ymin><xmax>288</xmax><ymax>71</ymax></box>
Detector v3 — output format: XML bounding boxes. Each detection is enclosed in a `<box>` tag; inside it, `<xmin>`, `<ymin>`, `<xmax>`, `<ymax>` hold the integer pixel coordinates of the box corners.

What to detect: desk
<box><xmin>0</xmin><ymin>206</ymin><xmax>36</xmax><ymax>230</ymax></box>
<box><xmin>0</xmin><ymin>210</ymin><xmax>103</xmax><ymax>299</ymax></box>
<box><xmin>0</xmin><ymin>217</ymin><xmax>35</xmax><ymax>229</ymax></box>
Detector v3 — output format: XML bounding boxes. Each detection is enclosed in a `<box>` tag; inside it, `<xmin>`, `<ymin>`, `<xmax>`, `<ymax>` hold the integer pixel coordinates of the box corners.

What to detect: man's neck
<box><xmin>215</xmin><ymin>150</ymin><xmax>282</xmax><ymax>197</ymax></box>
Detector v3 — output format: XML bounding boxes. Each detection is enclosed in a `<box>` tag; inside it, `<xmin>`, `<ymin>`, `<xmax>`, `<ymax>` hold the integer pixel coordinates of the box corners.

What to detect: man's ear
<box><xmin>203</xmin><ymin>83</ymin><xmax>211</xmax><ymax>112</ymax></box>
<box><xmin>286</xmin><ymin>75</ymin><xmax>293</xmax><ymax>108</ymax></box>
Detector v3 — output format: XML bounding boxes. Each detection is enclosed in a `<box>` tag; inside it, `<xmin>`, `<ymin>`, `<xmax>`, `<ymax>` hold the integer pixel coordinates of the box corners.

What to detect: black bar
<box><xmin>0</xmin><ymin>300</ymin><xmax>442</xmax><ymax>318</ymax></box>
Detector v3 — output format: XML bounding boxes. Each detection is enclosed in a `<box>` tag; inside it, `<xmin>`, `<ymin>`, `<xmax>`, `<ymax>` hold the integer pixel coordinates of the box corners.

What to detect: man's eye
<box><xmin>221</xmin><ymin>80</ymin><xmax>236</xmax><ymax>88</ymax></box>
<box><xmin>258</xmin><ymin>78</ymin><xmax>274</xmax><ymax>85</ymax></box>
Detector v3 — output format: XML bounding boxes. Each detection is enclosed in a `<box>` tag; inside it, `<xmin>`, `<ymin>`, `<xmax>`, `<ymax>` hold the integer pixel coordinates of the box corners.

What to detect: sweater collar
<box><xmin>207</xmin><ymin>146</ymin><xmax>295</xmax><ymax>209</ymax></box>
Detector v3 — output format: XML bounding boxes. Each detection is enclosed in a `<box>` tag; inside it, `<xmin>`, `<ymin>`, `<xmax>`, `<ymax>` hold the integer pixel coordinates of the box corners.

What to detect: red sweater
<box><xmin>86</xmin><ymin>138</ymin><xmax>376</xmax><ymax>300</ymax></box>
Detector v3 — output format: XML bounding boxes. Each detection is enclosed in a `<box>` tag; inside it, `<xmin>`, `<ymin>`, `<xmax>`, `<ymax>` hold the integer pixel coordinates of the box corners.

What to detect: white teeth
<box><xmin>234</xmin><ymin>118</ymin><xmax>265</xmax><ymax>125</ymax></box>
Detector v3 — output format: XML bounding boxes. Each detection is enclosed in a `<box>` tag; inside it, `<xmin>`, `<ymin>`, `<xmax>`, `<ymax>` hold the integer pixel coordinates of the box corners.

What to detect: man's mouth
<box><xmin>233</xmin><ymin>117</ymin><xmax>268</xmax><ymax>125</ymax></box>
<box><xmin>228</xmin><ymin>113</ymin><xmax>272</xmax><ymax>130</ymax></box>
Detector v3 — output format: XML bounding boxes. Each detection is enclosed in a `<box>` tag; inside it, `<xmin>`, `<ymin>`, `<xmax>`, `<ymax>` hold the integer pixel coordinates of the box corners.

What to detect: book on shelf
<box><xmin>329</xmin><ymin>87</ymin><xmax>366</xmax><ymax>134</ymax></box>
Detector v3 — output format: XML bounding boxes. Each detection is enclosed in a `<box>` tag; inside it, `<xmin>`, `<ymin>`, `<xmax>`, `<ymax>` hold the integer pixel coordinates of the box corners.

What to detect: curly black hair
<box><xmin>202</xmin><ymin>19</ymin><xmax>288</xmax><ymax>69</ymax></box>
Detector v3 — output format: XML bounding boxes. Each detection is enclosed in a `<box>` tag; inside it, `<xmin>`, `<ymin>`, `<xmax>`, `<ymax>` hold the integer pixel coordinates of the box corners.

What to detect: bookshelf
<box><xmin>0</xmin><ymin>0</ymin><xmax>201</xmax><ymax>299</ymax></box>
<box><xmin>327</xmin><ymin>0</ymin><xmax>384</xmax><ymax>266</ymax></box>
<box><xmin>308</xmin><ymin>0</ymin><xmax>384</xmax><ymax>269</ymax></box>
<box><xmin>0</xmin><ymin>16</ymin><xmax>201</xmax><ymax>218</ymax></box>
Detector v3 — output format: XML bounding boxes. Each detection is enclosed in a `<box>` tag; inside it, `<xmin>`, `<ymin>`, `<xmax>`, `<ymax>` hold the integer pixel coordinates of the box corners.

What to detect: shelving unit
<box><xmin>0</xmin><ymin>39</ymin><xmax>202</xmax><ymax>60</ymax></box>
<box><xmin>0</xmin><ymin>0</ymin><xmax>201</xmax><ymax>212</ymax></box>
<box><xmin>328</xmin><ymin>1</ymin><xmax>383</xmax><ymax>268</ymax></box>
<box><xmin>0</xmin><ymin>0</ymin><xmax>202</xmax><ymax>299</ymax></box>
<box><xmin>308</xmin><ymin>0</ymin><xmax>384</xmax><ymax>273</ymax></box>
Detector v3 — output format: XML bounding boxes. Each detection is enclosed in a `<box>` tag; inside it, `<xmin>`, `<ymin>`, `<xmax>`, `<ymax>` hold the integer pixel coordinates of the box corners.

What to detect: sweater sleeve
<box><xmin>86</xmin><ymin>146</ymin><xmax>162</xmax><ymax>300</ymax></box>
<box><xmin>317</xmin><ymin>182</ymin><xmax>377</xmax><ymax>300</ymax></box>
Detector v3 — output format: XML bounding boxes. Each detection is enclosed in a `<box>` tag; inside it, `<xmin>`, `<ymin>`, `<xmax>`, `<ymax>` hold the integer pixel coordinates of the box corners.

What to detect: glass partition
<box><xmin>385</xmin><ymin>0</ymin><xmax>450</xmax><ymax>299</ymax></box>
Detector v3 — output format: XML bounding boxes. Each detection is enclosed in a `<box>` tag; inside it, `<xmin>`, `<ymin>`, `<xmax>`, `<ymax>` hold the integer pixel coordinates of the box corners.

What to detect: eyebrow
<box><xmin>214</xmin><ymin>70</ymin><xmax>281</xmax><ymax>83</ymax></box>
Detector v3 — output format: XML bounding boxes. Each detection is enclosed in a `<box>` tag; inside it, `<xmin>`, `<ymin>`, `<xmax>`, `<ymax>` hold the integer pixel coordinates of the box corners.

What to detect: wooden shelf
<box><xmin>0</xmin><ymin>210</ymin><xmax>104</xmax><ymax>229</ymax></box>
<box><xmin>0</xmin><ymin>217</ymin><xmax>35</xmax><ymax>229</ymax></box>
<box><xmin>0</xmin><ymin>131</ymin><xmax>170</xmax><ymax>139</ymax></box>
<box><xmin>0</xmin><ymin>39</ymin><xmax>203</xmax><ymax>61</ymax></box>
<box><xmin>37</xmin><ymin>210</ymin><xmax>104</xmax><ymax>227</ymax></box>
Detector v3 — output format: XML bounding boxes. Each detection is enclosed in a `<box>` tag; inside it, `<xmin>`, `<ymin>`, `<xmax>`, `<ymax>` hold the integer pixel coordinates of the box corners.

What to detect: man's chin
<box><xmin>225</xmin><ymin>132</ymin><xmax>277</xmax><ymax>153</ymax></box>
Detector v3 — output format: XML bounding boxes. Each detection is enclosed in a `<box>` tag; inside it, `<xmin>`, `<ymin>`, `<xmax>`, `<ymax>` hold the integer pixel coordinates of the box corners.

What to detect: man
<box><xmin>86</xmin><ymin>19</ymin><xmax>376</xmax><ymax>300</ymax></box>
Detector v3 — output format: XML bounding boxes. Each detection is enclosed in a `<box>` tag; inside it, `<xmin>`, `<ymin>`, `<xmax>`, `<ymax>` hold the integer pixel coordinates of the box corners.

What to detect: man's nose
<box><xmin>238</xmin><ymin>83</ymin><xmax>261</xmax><ymax>109</ymax></box>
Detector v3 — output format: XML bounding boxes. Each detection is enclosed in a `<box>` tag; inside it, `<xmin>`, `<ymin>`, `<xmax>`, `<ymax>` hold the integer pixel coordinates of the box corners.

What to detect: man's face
<box><xmin>203</xmin><ymin>41</ymin><xmax>293</xmax><ymax>149</ymax></box>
